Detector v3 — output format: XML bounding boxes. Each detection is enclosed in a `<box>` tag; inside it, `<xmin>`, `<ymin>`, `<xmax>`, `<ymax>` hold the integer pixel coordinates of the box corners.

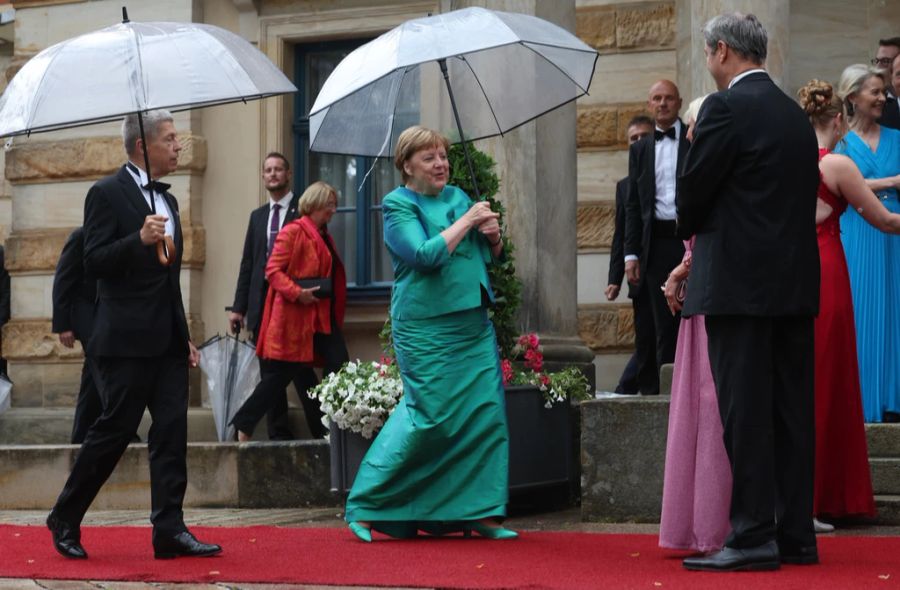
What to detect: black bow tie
<box><xmin>655</xmin><ymin>127</ymin><xmax>677</xmax><ymax>141</ymax></box>
<box><xmin>143</xmin><ymin>180</ymin><xmax>171</xmax><ymax>194</ymax></box>
<box><xmin>126</xmin><ymin>163</ymin><xmax>170</xmax><ymax>194</ymax></box>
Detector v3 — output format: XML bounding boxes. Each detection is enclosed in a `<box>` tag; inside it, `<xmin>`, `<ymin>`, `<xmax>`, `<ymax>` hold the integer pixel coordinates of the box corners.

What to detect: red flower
<box><xmin>539</xmin><ymin>373</ymin><xmax>550</xmax><ymax>387</ymax></box>
<box><xmin>500</xmin><ymin>359</ymin><xmax>514</xmax><ymax>385</ymax></box>
<box><xmin>523</xmin><ymin>348</ymin><xmax>543</xmax><ymax>373</ymax></box>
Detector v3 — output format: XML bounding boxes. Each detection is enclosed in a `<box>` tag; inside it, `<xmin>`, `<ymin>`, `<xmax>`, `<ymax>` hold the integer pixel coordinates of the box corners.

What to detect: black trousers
<box><xmin>70</xmin><ymin>357</ymin><xmax>102</xmax><ymax>444</ymax></box>
<box><xmin>250</xmin><ymin>328</ymin><xmax>297</xmax><ymax>441</ymax></box>
<box><xmin>704</xmin><ymin>315</ymin><xmax>816</xmax><ymax>551</ymax></box>
<box><xmin>640</xmin><ymin>233</ymin><xmax>684</xmax><ymax>394</ymax></box>
<box><xmin>627</xmin><ymin>285</ymin><xmax>659</xmax><ymax>395</ymax></box>
<box><xmin>51</xmin><ymin>351</ymin><xmax>189</xmax><ymax>535</ymax></box>
<box><xmin>232</xmin><ymin>328</ymin><xmax>349</xmax><ymax>438</ymax></box>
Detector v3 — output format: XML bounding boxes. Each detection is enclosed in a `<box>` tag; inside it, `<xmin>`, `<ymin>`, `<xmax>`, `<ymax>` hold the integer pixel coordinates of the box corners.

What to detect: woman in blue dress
<box><xmin>344</xmin><ymin>126</ymin><xmax>517</xmax><ymax>542</ymax></box>
<box><xmin>835</xmin><ymin>64</ymin><xmax>900</xmax><ymax>422</ymax></box>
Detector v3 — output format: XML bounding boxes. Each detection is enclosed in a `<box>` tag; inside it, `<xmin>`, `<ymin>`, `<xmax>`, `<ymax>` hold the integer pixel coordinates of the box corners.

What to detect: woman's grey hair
<box><xmin>836</xmin><ymin>64</ymin><xmax>888</xmax><ymax>116</ymax></box>
<box><xmin>702</xmin><ymin>13</ymin><xmax>768</xmax><ymax>65</ymax></box>
<box><xmin>122</xmin><ymin>109</ymin><xmax>174</xmax><ymax>156</ymax></box>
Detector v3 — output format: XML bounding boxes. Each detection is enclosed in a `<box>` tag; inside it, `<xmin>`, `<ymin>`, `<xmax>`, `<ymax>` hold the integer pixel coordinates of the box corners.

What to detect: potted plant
<box><xmin>308</xmin><ymin>357</ymin><xmax>402</xmax><ymax>492</ymax></box>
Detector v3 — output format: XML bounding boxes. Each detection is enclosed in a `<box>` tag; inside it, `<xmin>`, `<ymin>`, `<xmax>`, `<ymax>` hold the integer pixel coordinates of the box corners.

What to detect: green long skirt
<box><xmin>344</xmin><ymin>306</ymin><xmax>509</xmax><ymax>529</ymax></box>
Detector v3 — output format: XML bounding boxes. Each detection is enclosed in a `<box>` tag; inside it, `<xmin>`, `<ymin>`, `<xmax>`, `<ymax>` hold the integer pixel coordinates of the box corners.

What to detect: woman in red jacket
<box><xmin>231</xmin><ymin>181</ymin><xmax>348</xmax><ymax>441</ymax></box>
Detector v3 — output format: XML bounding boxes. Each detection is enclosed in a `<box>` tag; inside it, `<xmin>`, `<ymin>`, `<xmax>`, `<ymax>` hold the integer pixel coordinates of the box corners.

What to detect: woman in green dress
<box><xmin>345</xmin><ymin>125</ymin><xmax>516</xmax><ymax>542</ymax></box>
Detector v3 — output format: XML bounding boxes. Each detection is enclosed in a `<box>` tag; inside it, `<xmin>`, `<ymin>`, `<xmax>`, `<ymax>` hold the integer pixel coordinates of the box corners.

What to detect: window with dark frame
<box><xmin>293</xmin><ymin>39</ymin><xmax>398</xmax><ymax>299</ymax></box>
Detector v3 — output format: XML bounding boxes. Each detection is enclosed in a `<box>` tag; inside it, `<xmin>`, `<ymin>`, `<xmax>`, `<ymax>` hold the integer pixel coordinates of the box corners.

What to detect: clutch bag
<box><xmin>674</xmin><ymin>279</ymin><xmax>688</xmax><ymax>304</ymax></box>
<box><xmin>293</xmin><ymin>277</ymin><xmax>332</xmax><ymax>299</ymax></box>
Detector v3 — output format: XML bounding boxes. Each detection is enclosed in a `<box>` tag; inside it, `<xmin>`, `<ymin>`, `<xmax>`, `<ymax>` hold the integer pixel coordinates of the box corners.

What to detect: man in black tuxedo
<box><xmin>51</xmin><ymin>228</ymin><xmax>101</xmax><ymax>444</ymax></box>
<box><xmin>607</xmin><ymin>115</ymin><xmax>655</xmax><ymax>394</ymax></box>
<box><xmin>46</xmin><ymin>110</ymin><xmax>221</xmax><ymax>560</ymax></box>
<box><xmin>879</xmin><ymin>52</ymin><xmax>900</xmax><ymax>130</ymax></box>
<box><xmin>623</xmin><ymin>80</ymin><xmax>689</xmax><ymax>395</ymax></box>
<box><xmin>677</xmin><ymin>13</ymin><xmax>820</xmax><ymax>572</ymax></box>
<box><xmin>229</xmin><ymin>153</ymin><xmax>324</xmax><ymax>438</ymax></box>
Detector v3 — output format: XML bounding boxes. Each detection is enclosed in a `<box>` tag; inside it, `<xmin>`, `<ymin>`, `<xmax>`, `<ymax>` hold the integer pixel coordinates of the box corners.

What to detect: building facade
<box><xmin>0</xmin><ymin>0</ymin><xmax>895</xmax><ymax>414</ymax></box>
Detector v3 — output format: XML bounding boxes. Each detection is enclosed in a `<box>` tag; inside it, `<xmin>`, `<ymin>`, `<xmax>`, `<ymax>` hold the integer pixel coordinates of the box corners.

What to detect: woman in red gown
<box><xmin>798</xmin><ymin>80</ymin><xmax>900</xmax><ymax>523</ymax></box>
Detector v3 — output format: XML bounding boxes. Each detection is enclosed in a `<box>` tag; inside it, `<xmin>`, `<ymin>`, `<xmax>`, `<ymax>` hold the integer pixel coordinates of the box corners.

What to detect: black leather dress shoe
<box><xmin>683</xmin><ymin>540</ymin><xmax>780</xmax><ymax>572</ymax></box>
<box><xmin>153</xmin><ymin>530</ymin><xmax>222</xmax><ymax>559</ymax></box>
<box><xmin>46</xmin><ymin>514</ymin><xmax>87</xmax><ymax>559</ymax></box>
<box><xmin>780</xmin><ymin>544</ymin><xmax>819</xmax><ymax>565</ymax></box>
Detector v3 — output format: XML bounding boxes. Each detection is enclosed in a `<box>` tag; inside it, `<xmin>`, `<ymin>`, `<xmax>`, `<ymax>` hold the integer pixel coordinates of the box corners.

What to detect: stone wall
<box><xmin>574</xmin><ymin>1</ymin><xmax>676</xmax><ymax>387</ymax></box>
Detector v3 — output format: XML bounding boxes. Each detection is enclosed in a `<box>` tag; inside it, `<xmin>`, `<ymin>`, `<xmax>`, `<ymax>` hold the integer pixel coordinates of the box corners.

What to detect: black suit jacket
<box><xmin>879</xmin><ymin>95</ymin><xmax>900</xmax><ymax>130</ymax></box>
<box><xmin>83</xmin><ymin>165</ymin><xmax>189</xmax><ymax>357</ymax></box>
<box><xmin>608</xmin><ymin>177</ymin><xmax>635</xmax><ymax>298</ymax></box>
<box><xmin>624</xmin><ymin>121</ymin><xmax>690</xmax><ymax>292</ymax></box>
<box><xmin>677</xmin><ymin>72</ymin><xmax>820</xmax><ymax>317</ymax></box>
<box><xmin>231</xmin><ymin>194</ymin><xmax>300</xmax><ymax>335</ymax></box>
<box><xmin>51</xmin><ymin>227</ymin><xmax>97</xmax><ymax>344</ymax></box>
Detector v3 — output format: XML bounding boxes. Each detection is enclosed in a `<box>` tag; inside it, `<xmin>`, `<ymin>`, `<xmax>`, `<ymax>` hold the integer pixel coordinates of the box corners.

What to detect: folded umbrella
<box><xmin>198</xmin><ymin>333</ymin><xmax>261</xmax><ymax>442</ymax></box>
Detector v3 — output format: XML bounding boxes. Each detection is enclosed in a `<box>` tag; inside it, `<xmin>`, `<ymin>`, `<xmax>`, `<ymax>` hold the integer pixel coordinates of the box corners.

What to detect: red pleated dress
<box><xmin>813</xmin><ymin>148</ymin><xmax>876</xmax><ymax>518</ymax></box>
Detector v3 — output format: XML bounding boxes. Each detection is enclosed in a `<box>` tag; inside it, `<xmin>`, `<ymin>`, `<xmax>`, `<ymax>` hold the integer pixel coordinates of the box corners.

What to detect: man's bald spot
<box><xmin>649</xmin><ymin>79</ymin><xmax>680</xmax><ymax>99</ymax></box>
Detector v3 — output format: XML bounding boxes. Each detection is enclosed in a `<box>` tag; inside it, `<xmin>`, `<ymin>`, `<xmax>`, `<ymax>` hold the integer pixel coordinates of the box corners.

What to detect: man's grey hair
<box><xmin>702</xmin><ymin>12</ymin><xmax>768</xmax><ymax>65</ymax></box>
<box><xmin>122</xmin><ymin>109</ymin><xmax>174</xmax><ymax>156</ymax></box>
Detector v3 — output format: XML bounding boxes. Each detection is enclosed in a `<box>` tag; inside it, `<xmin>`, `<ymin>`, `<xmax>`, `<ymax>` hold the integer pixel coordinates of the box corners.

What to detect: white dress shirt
<box><xmin>267</xmin><ymin>192</ymin><xmax>294</xmax><ymax>234</ymax></box>
<box><xmin>728</xmin><ymin>68</ymin><xmax>767</xmax><ymax>89</ymax></box>
<box><xmin>125</xmin><ymin>162</ymin><xmax>175</xmax><ymax>237</ymax></box>
<box><xmin>653</xmin><ymin>119</ymin><xmax>682</xmax><ymax>221</ymax></box>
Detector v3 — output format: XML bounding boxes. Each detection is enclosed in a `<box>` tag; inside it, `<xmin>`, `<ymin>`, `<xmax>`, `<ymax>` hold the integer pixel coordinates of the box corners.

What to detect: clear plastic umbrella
<box><xmin>0</xmin><ymin>9</ymin><xmax>296</xmax><ymax>137</ymax></box>
<box><xmin>197</xmin><ymin>334</ymin><xmax>261</xmax><ymax>442</ymax></box>
<box><xmin>0</xmin><ymin>8</ymin><xmax>297</xmax><ymax>264</ymax></box>
<box><xmin>0</xmin><ymin>375</ymin><xmax>11</xmax><ymax>416</ymax></box>
<box><xmin>308</xmin><ymin>6</ymin><xmax>597</xmax><ymax>197</ymax></box>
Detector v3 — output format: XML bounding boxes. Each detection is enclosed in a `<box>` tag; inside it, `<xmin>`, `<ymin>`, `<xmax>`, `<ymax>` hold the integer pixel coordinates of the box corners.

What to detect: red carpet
<box><xmin>1</xmin><ymin>525</ymin><xmax>898</xmax><ymax>589</ymax></box>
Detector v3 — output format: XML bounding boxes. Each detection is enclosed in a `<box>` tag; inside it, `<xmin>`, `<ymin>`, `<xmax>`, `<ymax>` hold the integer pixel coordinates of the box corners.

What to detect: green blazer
<box><xmin>383</xmin><ymin>185</ymin><xmax>496</xmax><ymax>320</ymax></box>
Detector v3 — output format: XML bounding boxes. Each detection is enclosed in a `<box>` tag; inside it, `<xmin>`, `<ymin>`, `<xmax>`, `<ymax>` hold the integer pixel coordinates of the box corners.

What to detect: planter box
<box><xmin>329</xmin><ymin>384</ymin><xmax>572</xmax><ymax>494</ymax></box>
<box><xmin>505</xmin><ymin>385</ymin><xmax>572</xmax><ymax>491</ymax></box>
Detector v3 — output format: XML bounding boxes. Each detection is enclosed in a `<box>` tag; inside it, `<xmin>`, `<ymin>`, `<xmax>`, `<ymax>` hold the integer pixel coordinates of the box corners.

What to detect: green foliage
<box><xmin>448</xmin><ymin>143</ymin><xmax>522</xmax><ymax>360</ymax></box>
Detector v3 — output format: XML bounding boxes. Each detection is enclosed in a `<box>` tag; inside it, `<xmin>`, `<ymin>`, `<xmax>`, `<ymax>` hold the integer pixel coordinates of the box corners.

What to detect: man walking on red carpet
<box><xmin>45</xmin><ymin>110</ymin><xmax>221</xmax><ymax>561</ymax></box>
<box><xmin>676</xmin><ymin>12</ymin><xmax>820</xmax><ymax>572</ymax></box>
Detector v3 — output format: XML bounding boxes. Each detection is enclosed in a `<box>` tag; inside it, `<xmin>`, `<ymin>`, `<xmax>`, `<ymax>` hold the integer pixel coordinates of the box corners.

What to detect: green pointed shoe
<box><xmin>348</xmin><ymin>522</ymin><xmax>372</xmax><ymax>543</ymax></box>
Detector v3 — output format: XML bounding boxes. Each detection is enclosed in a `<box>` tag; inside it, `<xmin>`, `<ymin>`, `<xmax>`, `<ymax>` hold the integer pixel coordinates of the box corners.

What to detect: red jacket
<box><xmin>255</xmin><ymin>216</ymin><xmax>346</xmax><ymax>363</ymax></box>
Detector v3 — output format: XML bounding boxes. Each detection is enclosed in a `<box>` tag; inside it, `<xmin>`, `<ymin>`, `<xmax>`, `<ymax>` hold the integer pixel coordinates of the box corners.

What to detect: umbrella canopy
<box><xmin>198</xmin><ymin>334</ymin><xmax>261</xmax><ymax>442</ymax></box>
<box><xmin>0</xmin><ymin>375</ymin><xmax>11</xmax><ymax>416</ymax></box>
<box><xmin>308</xmin><ymin>6</ymin><xmax>598</xmax><ymax>159</ymax></box>
<box><xmin>0</xmin><ymin>16</ymin><xmax>296</xmax><ymax>137</ymax></box>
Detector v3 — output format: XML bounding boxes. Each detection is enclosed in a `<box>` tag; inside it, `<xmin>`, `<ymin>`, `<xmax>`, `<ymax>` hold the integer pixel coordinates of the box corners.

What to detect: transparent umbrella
<box><xmin>308</xmin><ymin>6</ymin><xmax>597</xmax><ymax>197</ymax></box>
<box><xmin>0</xmin><ymin>375</ymin><xmax>11</xmax><ymax>416</ymax></box>
<box><xmin>0</xmin><ymin>7</ymin><xmax>297</xmax><ymax>263</ymax></box>
<box><xmin>197</xmin><ymin>333</ymin><xmax>260</xmax><ymax>442</ymax></box>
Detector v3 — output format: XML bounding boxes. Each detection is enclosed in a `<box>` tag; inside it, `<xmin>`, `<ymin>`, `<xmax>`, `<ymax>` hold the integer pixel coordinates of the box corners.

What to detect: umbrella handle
<box><xmin>156</xmin><ymin>235</ymin><xmax>177</xmax><ymax>266</ymax></box>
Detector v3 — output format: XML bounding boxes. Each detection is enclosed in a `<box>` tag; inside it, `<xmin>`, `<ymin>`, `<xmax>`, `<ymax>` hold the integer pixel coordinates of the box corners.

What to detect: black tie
<box><xmin>143</xmin><ymin>180</ymin><xmax>171</xmax><ymax>194</ymax></box>
<box><xmin>126</xmin><ymin>163</ymin><xmax>170</xmax><ymax>193</ymax></box>
<box><xmin>655</xmin><ymin>127</ymin><xmax>676</xmax><ymax>141</ymax></box>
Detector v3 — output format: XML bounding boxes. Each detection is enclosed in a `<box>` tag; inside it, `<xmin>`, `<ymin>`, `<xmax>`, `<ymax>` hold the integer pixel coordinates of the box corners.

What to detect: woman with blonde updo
<box><xmin>798</xmin><ymin>79</ymin><xmax>900</xmax><ymax>524</ymax></box>
<box><xmin>833</xmin><ymin>65</ymin><xmax>900</xmax><ymax>424</ymax></box>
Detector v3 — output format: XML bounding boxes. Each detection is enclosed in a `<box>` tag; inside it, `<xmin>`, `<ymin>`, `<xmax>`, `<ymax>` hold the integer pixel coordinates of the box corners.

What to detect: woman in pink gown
<box><xmin>658</xmin><ymin>239</ymin><xmax>731</xmax><ymax>552</ymax></box>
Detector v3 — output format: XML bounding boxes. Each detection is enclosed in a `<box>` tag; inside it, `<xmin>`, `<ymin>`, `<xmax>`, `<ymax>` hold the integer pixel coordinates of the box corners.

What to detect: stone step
<box><xmin>866</xmin><ymin>423</ymin><xmax>900</xmax><ymax>457</ymax></box>
<box><xmin>871</xmin><ymin>458</ymin><xmax>900</xmax><ymax>496</ymax></box>
<box><xmin>0</xmin><ymin>407</ymin><xmax>319</xmax><ymax>444</ymax></box>
<box><xmin>0</xmin><ymin>441</ymin><xmax>334</xmax><ymax>510</ymax></box>
<box><xmin>874</xmin><ymin>495</ymin><xmax>900</xmax><ymax>525</ymax></box>
<box><xmin>580</xmin><ymin>397</ymin><xmax>900</xmax><ymax>525</ymax></box>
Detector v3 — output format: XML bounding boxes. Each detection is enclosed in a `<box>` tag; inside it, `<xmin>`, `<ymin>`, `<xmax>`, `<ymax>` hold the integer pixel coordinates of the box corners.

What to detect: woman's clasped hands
<box><xmin>465</xmin><ymin>201</ymin><xmax>501</xmax><ymax>245</ymax></box>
